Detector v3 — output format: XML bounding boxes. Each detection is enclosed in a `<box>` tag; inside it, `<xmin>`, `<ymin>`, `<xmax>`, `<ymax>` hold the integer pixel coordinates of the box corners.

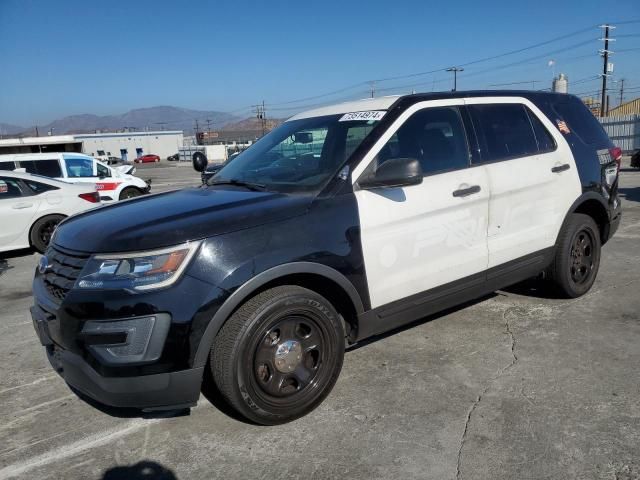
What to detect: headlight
<box><xmin>76</xmin><ymin>241</ymin><xmax>200</xmax><ymax>291</ymax></box>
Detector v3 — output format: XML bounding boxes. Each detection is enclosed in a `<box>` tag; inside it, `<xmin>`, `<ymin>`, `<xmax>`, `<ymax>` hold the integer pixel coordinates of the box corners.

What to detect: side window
<box><xmin>469</xmin><ymin>104</ymin><xmax>538</xmax><ymax>163</ymax></box>
<box><xmin>344</xmin><ymin>124</ymin><xmax>377</xmax><ymax>160</ymax></box>
<box><xmin>526</xmin><ymin>108</ymin><xmax>556</xmax><ymax>153</ymax></box>
<box><xmin>0</xmin><ymin>177</ymin><xmax>24</xmax><ymax>199</ymax></box>
<box><xmin>375</xmin><ymin>106</ymin><xmax>470</xmax><ymax>176</ymax></box>
<box><xmin>16</xmin><ymin>159</ymin><xmax>62</xmax><ymax>177</ymax></box>
<box><xmin>24</xmin><ymin>180</ymin><xmax>59</xmax><ymax>194</ymax></box>
<box><xmin>0</xmin><ymin>161</ymin><xmax>16</xmax><ymax>171</ymax></box>
<box><xmin>96</xmin><ymin>162</ymin><xmax>110</xmax><ymax>178</ymax></box>
<box><xmin>65</xmin><ymin>158</ymin><xmax>95</xmax><ymax>177</ymax></box>
<box><xmin>552</xmin><ymin>97</ymin><xmax>609</xmax><ymax>145</ymax></box>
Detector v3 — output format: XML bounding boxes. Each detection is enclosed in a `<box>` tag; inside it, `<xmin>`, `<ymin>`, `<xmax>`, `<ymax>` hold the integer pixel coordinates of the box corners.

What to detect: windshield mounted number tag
<box><xmin>339</xmin><ymin>111</ymin><xmax>386</xmax><ymax>122</ymax></box>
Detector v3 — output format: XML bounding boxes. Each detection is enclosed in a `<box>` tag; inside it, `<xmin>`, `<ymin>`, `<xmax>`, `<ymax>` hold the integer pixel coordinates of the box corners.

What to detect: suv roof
<box><xmin>289</xmin><ymin>90</ymin><xmax>578</xmax><ymax>121</ymax></box>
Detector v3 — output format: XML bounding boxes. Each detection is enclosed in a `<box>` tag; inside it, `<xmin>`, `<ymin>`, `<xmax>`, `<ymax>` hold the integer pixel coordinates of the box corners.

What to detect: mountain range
<box><xmin>1</xmin><ymin>106</ymin><xmax>246</xmax><ymax>137</ymax></box>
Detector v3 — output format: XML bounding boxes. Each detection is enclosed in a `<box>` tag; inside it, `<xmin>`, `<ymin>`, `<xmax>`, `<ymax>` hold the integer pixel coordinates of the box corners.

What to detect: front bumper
<box><xmin>32</xmin><ymin>305</ymin><xmax>202</xmax><ymax>410</ymax></box>
<box><xmin>47</xmin><ymin>346</ymin><xmax>202</xmax><ymax>411</ymax></box>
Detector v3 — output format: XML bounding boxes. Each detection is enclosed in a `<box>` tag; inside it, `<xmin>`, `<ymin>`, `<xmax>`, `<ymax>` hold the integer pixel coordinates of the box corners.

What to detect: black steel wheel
<box><xmin>548</xmin><ymin>213</ymin><xmax>601</xmax><ymax>298</ymax></box>
<box><xmin>210</xmin><ymin>285</ymin><xmax>345</xmax><ymax>425</ymax></box>
<box><xmin>30</xmin><ymin>214</ymin><xmax>65</xmax><ymax>253</ymax></box>
<box><xmin>119</xmin><ymin>187</ymin><xmax>141</xmax><ymax>200</ymax></box>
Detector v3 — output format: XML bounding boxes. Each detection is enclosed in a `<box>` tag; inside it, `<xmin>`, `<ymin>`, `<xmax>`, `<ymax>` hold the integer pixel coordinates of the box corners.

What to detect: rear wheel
<box><xmin>30</xmin><ymin>215</ymin><xmax>65</xmax><ymax>253</ymax></box>
<box><xmin>119</xmin><ymin>187</ymin><xmax>141</xmax><ymax>200</ymax></box>
<box><xmin>548</xmin><ymin>213</ymin><xmax>601</xmax><ymax>298</ymax></box>
<box><xmin>210</xmin><ymin>286</ymin><xmax>345</xmax><ymax>425</ymax></box>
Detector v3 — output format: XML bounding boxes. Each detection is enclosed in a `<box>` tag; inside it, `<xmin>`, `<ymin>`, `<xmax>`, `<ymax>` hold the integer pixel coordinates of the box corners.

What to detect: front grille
<box><xmin>42</xmin><ymin>245</ymin><xmax>90</xmax><ymax>303</ymax></box>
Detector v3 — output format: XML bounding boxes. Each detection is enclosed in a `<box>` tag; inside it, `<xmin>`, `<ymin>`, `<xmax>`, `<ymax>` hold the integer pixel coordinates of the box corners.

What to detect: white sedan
<box><xmin>0</xmin><ymin>171</ymin><xmax>101</xmax><ymax>253</ymax></box>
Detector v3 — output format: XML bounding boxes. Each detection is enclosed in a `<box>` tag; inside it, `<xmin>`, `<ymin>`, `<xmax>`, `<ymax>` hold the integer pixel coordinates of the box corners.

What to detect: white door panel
<box><xmin>483</xmin><ymin>152</ymin><xmax>578</xmax><ymax>267</ymax></box>
<box><xmin>463</xmin><ymin>97</ymin><xmax>582</xmax><ymax>268</ymax></box>
<box><xmin>0</xmin><ymin>197</ymin><xmax>39</xmax><ymax>248</ymax></box>
<box><xmin>356</xmin><ymin>166</ymin><xmax>490</xmax><ymax>309</ymax></box>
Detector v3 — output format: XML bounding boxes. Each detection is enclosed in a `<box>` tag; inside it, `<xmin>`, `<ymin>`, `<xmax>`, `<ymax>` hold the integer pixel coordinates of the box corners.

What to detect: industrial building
<box><xmin>0</xmin><ymin>131</ymin><xmax>183</xmax><ymax>161</ymax></box>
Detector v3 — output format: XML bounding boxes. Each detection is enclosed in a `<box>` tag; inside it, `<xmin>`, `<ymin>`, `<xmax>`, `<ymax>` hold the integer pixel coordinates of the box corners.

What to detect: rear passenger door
<box><xmin>353</xmin><ymin>101</ymin><xmax>490</xmax><ymax>309</ymax></box>
<box><xmin>465</xmin><ymin>98</ymin><xmax>581</xmax><ymax>268</ymax></box>
<box><xmin>0</xmin><ymin>177</ymin><xmax>39</xmax><ymax>247</ymax></box>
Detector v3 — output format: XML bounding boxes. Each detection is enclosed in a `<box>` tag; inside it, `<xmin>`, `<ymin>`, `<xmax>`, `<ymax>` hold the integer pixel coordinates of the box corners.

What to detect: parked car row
<box><xmin>0</xmin><ymin>171</ymin><xmax>100</xmax><ymax>253</ymax></box>
<box><xmin>0</xmin><ymin>153</ymin><xmax>152</xmax><ymax>253</ymax></box>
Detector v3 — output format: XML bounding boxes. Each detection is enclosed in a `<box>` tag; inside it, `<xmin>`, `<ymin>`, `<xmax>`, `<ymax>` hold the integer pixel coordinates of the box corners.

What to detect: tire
<box><xmin>119</xmin><ymin>187</ymin><xmax>141</xmax><ymax>200</ymax></box>
<box><xmin>547</xmin><ymin>213</ymin><xmax>601</xmax><ymax>298</ymax></box>
<box><xmin>210</xmin><ymin>285</ymin><xmax>345</xmax><ymax>425</ymax></box>
<box><xmin>30</xmin><ymin>214</ymin><xmax>65</xmax><ymax>253</ymax></box>
<box><xmin>155</xmin><ymin>158</ymin><xmax>160</xmax><ymax>163</ymax></box>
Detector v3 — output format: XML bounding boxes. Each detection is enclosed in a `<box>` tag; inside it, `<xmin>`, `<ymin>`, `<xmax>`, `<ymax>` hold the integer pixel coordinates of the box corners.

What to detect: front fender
<box><xmin>190</xmin><ymin>260</ymin><xmax>364</xmax><ymax>368</ymax></box>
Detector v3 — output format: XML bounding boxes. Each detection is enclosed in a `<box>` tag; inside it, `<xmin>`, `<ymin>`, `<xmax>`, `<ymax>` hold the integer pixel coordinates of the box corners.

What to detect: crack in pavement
<box><xmin>455</xmin><ymin>306</ymin><xmax>520</xmax><ymax>480</ymax></box>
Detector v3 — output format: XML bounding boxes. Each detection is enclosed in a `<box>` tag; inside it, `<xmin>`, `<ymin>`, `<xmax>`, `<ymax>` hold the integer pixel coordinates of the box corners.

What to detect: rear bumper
<box><xmin>46</xmin><ymin>345</ymin><xmax>203</xmax><ymax>411</ymax></box>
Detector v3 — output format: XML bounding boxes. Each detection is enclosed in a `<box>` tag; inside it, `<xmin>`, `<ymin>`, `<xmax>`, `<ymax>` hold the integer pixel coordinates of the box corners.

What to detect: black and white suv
<box><xmin>31</xmin><ymin>91</ymin><xmax>621</xmax><ymax>425</ymax></box>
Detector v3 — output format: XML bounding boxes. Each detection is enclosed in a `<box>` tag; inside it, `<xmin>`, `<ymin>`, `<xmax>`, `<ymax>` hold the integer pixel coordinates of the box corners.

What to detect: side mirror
<box><xmin>358</xmin><ymin>158</ymin><xmax>423</xmax><ymax>189</ymax></box>
<box><xmin>192</xmin><ymin>152</ymin><xmax>208</xmax><ymax>172</ymax></box>
<box><xmin>293</xmin><ymin>132</ymin><xmax>313</xmax><ymax>144</ymax></box>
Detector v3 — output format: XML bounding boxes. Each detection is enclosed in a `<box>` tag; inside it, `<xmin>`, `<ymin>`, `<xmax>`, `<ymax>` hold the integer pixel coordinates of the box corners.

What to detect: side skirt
<box><xmin>355</xmin><ymin>248</ymin><xmax>554</xmax><ymax>341</ymax></box>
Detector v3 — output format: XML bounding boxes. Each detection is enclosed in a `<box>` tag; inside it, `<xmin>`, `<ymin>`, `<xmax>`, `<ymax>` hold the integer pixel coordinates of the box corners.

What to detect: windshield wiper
<box><xmin>209</xmin><ymin>179</ymin><xmax>267</xmax><ymax>191</ymax></box>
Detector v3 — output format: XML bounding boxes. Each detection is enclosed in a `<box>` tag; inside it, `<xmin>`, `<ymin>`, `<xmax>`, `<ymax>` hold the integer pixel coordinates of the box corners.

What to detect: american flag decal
<box><xmin>556</xmin><ymin>119</ymin><xmax>570</xmax><ymax>134</ymax></box>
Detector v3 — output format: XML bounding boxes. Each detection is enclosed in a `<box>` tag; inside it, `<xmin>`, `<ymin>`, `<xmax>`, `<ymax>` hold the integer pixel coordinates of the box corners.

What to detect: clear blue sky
<box><xmin>1</xmin><ymin>0</ymin><xmax>639</xmax><ymax>126</ymax></box>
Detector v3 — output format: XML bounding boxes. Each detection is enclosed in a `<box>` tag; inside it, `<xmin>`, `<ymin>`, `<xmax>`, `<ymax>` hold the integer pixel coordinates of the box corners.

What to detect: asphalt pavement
<box><xmin>0</xmin><ymin>159</ymin><xmax>638</xmax><ymax>480</ymax></box>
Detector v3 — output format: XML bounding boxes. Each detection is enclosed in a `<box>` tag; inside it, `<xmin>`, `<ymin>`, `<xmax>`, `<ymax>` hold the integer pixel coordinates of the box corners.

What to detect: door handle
<box><xmin>452</xmin><ymin>185</ymin><xmax>481</xmax><ymax>197</ymax></box>
<box><xmin>12</xmin><ymin>202</ymin><xmax>33</xmax><ymax>209</ymax></box>
<box><xmin>551</xmin><ymin>164</ymin><xmax>570</xmax><ymax>173</ymax></box>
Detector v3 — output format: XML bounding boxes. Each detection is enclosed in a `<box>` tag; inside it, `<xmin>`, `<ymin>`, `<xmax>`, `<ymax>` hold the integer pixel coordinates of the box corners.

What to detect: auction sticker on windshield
<box><xmin>339</xmin><ymin>111</ymin><xmax>386</xmax><ymax>122</ymax></box>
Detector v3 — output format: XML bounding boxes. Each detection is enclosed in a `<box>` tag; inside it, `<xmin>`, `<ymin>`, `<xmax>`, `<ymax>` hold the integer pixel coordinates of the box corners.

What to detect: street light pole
<box><xmin>446</xmin><ymin>67</ymin><xmax>464</xmax><ymax>92</ymax></box>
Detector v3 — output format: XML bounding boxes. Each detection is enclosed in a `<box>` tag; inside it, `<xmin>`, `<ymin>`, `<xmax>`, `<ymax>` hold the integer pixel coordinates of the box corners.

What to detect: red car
<box><xmin>134</xmin><ymin>154</ymin><xmax>161</xmax><ymax>164</ymax></box>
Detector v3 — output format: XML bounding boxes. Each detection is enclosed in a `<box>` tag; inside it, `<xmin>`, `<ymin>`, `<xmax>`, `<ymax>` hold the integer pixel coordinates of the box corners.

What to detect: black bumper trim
<box><xmin>47</xmin><ymin>347</ymin><xmax>203</xmax><ymax>410</ymax></box>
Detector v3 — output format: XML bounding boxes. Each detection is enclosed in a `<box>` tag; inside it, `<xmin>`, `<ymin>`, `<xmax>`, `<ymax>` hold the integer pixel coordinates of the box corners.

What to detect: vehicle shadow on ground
<box><xmin>0</xmin><ymin>248</ymin><xmax>35</xmax><ymax>278</ymax></box>
<box><xmin>619</xmin><ymin>187</ymin><xmax>640</xmax><ymax>203</ymax></box>
<box><xmin>101</xmin><ymin>460</ymin><xmax>177</xmax><ymax>479</ymax></box>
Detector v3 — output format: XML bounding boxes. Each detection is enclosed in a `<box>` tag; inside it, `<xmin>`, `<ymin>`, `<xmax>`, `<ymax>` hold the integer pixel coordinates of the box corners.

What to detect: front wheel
<box><xmin>30</xmin><ymin>214</ymin><xmax>65</xmax><ymax>253</ymax></box>
<box><xmin>547</xmin><ymin>213</ymin><xmax>601</xmax><ymax>298</ymax></box>
<box><xmin>210</xmin><ymin>286</ymin><xmax>345</xmax><ymax>425</ymax></box>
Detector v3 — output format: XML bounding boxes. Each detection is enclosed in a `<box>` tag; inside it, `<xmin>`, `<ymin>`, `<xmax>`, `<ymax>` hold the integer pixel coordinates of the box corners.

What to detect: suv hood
<box><xmin>54</xmin><ymin>187</ymin><xmax>313</xmax><ymax>253</ymax></box>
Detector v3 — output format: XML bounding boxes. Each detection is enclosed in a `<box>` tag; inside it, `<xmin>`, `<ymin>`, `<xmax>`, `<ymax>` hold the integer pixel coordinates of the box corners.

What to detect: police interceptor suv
<box><xmin>31</xmin><ymin>91</ymin><xmax>621</xmax><ymax>425</ymax></box>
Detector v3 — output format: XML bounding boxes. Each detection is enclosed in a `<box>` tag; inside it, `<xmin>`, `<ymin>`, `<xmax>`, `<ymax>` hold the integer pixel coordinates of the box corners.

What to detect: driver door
<box><xmin>353</xmin><ymin>101</ymin><xmax>490</xmax><ymax>309</ymax></box>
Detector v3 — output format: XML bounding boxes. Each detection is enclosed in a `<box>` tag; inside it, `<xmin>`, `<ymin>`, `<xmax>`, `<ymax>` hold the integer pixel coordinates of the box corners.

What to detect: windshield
<box><xmin>209</xmin><ymin>114</ymin><xmax>381</xmax><ymax>192</ymax></box>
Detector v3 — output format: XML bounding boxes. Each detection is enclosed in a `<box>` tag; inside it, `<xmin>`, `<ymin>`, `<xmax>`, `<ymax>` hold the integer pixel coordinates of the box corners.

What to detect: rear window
<box><xmin>24</xmin><ymin>180</ymin><xmax>59</xmax><ymax>194</ymax></box>
<box><xmin>552</xmin><ymin>97</ymin><xmax>609</xmax><ymax>145</ymax></box>
<box><xmin>0</xmin><ymin>177</ymin><xmax>24</xmax><ymax>198</ymax></box>
<box><xmin>469</xmin><ymin>104</ymin><xmax>538</xmax><ymax>163</ymax></box>
<box><xmin>18</xmin><ymin>159</ymin><xmax>63</xmax><ymax>177</ymax></box>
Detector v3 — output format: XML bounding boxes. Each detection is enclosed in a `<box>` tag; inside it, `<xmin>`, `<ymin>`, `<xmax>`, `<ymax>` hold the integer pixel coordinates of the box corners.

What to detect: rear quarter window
<box><xmin>552</xmin><ymin>97</ymin><xmax>610</xmax><ymax>146</ymax></box>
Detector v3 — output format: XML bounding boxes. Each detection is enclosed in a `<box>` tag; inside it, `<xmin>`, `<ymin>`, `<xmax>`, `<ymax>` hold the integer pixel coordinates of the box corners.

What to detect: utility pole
<box><xmin>619</xmin><ymin>78</ymin><xmax>625</xmax><ymax>106</ymax></box>
<box><xmin>446</xmin><ymin>67</ymin><xmax>464</xmax><ymax>92</ymax></box>
<box><xmin>254</xmin><ymin>101</ymin><xmax>267</xmax><ymax>137</ymax></box>
<box><xmin>205</xmin><ymin>119</ymin><xmax>213</xmax><ymax>144</ymax></box>
<box><xmin>369</xmin><ymin>81</ymin><xmax>376</xmax><ymax>98</ymax></box>
<box><xmin>155</xmin><ymin>122</ymin><xmax>167</xmax><ymax>131</ymax></box>
<box><xmin>599</xmin><ymin>24</ymin><xmax>616</xmax><ymax>117</ymax></box>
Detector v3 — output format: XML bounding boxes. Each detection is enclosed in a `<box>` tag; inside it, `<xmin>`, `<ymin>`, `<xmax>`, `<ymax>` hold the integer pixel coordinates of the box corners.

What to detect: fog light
<box><xmin>81</xmin><ymin>314</ymin><xmax>171</xmax><ymax>365</ymax></box>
